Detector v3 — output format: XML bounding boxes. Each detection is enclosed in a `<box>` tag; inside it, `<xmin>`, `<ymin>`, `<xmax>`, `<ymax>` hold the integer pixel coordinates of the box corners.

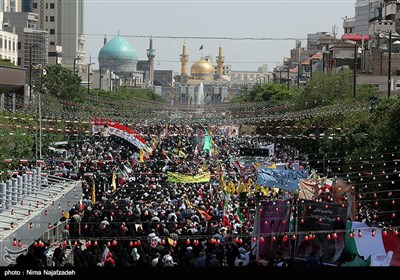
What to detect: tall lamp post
<box><xmin>29</xmin><ymin>44</ymin><xmax>40</xmax><ymax>101</ymax></box>
<box><xmin>353</xmin><ymin>43</ymin><xmax>357</xmax><ymax>98</ymax></box>
<box><xmin>388</xmin><ymin>30</ymin><xmax>392</xmax><ymax>98</ymax></box>
<box><xmin>73</xmin><ymin>57</ymin><xmax>81</xmax><ymax>73</ymax></box>
<box><xmin>87</xmin><ymin>62</ymin><xmax>95</xmax><ymax>95</ymax></box>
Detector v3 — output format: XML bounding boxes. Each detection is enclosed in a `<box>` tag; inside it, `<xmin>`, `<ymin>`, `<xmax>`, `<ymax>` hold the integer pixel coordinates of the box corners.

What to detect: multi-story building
<box><xmin>0</xmin><ymin>12</ymin><xmax>18</xmax><ymax>64</ymax></box>
<box><xmin>0</xmin><ymin>29</ymin><xmax>18</xmax><ymax>64</ymax></box>
<box><xmin>354</xmin><ymin>0</ymin><xmax>381</xmax><ymax>35</ymax></box>
<box><xmin>32</xmin><ymin>0</ymin><xmax>85</xmax><ymax>70</ymax></box>
<box><xmin>2</xmin><ymin>11</ymin><xmax>48</xmax><ymax>67</ymax></box>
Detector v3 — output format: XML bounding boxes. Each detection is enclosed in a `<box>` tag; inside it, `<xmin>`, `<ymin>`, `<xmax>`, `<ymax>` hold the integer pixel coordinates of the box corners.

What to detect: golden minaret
<box><xmin>216</xmin><ymin>45</ymin><xmax>225</xmax><ymax>75</ymax></box>
<box><xmin>180</xmin><ymin>44</ymin><xmax>188</xmax><ymax>76</ymax></box>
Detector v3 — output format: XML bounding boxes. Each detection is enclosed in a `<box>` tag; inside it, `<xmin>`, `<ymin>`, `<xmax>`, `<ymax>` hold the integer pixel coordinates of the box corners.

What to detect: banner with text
<box><xmin>257</xmin><ymin>167</ymin><xmax>308</xmax><ymax>191</ymax></box>
<box><xmin>167</xmin><ymin>172</ymin><xmax>211</xmax><ymax>183</ymax></box>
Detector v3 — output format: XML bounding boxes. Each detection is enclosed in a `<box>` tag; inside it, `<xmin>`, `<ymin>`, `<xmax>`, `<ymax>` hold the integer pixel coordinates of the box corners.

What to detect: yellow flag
<box><xmin>91</xmin><ymin>179</ymin><xmax>96</xmax><ymax>205</ymax></box>
<box><xmin>112</xmin><ymin>173</ymin><xmax>116</xmax><ymax>192</ymax></box>
<box><xmin>237</xmin><ymin>181</ymin><xmax>246</xmax><ymax>193</ymax></box>
<box><xmin>227</xmin><ymin>181</ymin><xmax>235</xmax><ymax>194</ymax></box>
<box><xmin>139</xmin><ymin>149</ymin><xmax>144</xmax><ymax>163</ymax></box>
<box><xmin>64</xmin><ymin>211</ymin><xmax>70</xmax><ymax>219</ymax></box>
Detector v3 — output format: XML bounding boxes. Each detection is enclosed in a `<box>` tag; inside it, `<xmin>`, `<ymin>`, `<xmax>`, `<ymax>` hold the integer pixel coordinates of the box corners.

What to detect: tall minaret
<box><xmin>216</xmin><ymin>45</ymin><xmax>225</xmax><ymax>75</ymax></box>
<box><xmin>180</xmin><ymin>44</ymin><xmax>188</xmax><ymax>76</ymax></box>
<box><xmin>146</xmin><ymin>38</ymin><xmax>156</xmax><ymax>87</ymax></box>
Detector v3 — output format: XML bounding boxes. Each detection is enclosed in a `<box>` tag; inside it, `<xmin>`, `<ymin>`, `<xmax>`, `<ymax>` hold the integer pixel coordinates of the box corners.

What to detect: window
<box><xmin>9</xmin><ymin>40</ymin><xmax>11</xmax><ymax>50</ymax></box>
<box><xmin>50</xmin><ymin>29</ymin><xmax>55</xmax><ymax>35</ymax></box>
<box><xmin>46</xmin><ymin>16</ymin><xmax>48</xmax><ymax>22</ymax></box>
<box><xmin>46</xmin><ymin>3</ymin><xmax>48</xmax><ymax>9</ymax></box>
<box><xmin>50</xmin><ymin>3</ymin><xmax>55</xmax><ymax>9</ymax></box>
<box><xmin>13</xmin><ymin>41</ymin><xmax>15</xmax><ymax>51</ymax></box>
<box><xmin>4</xmin><ymin>39</ymin><xmax>7</xmax><ymax>49</ymax></box>
<box><xmin>33</xmin><ymin>3</ymin><xmax>37</xmax><ymax>9</ymax></box>
<box><xmin>18</xmin><ymin>57</ymin><xmax>21</xmax><ymax>65</ymax></box>
<box><xmin>50</xmin><ymin>41</ymin><xmax>55</xmax><ymax>45</ymax></box>
<box><xmin>50</xmin><ymin>16</ymin><xmax>55</xmax><ymax>22</ymax></box>
<box><xmin>18</xmin><ymin>42</ymin><xmax>21</xmax><ymax>50</ymax></box>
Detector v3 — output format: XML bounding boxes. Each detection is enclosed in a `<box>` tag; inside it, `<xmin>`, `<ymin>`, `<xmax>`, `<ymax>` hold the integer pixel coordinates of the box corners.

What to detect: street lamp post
<box><xmin>87</xmin><ymin>63</ymin><xmax>95</xmax><ymax>95</ymax></box>
<box><xmin>73</xmin><ymin>57</ymin><xmax>81</xmax><ymax>73</ymax></box>
<box><xmin>29</xmin><ymin>44</ymin><xmax>40</xmax><ymax>101</ymax></box>
<box><xmin>353</xmin><ymin>43</ymin><xmax>357</xmax><ymax>98</ymax></box>
<box><xmin>388</xmin><ymin>30</ymin><xmax>392</xmax><ymax>98</ymax></box>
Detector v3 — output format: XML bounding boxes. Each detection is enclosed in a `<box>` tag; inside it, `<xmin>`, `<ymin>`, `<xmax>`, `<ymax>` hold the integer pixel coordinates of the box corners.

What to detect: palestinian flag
<box><xmin>345</xmin><ymin>221</ymin><xmax>400</xmax><ymax>266</ymax></box>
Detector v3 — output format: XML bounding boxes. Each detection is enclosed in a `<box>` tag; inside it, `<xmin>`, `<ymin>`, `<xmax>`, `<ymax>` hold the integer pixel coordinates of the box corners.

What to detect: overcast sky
<box><xmin>85</xmin><ymin>0</ymin><xmax>356</xmax><ymax>72</ymax></box>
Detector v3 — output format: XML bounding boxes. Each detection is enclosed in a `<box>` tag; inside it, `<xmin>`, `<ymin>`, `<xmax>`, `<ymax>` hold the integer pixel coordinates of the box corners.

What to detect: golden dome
<box><xmin>191</xmin><ymin>59</ymin><xmax>214</xmax><ymax>75</ymax></box>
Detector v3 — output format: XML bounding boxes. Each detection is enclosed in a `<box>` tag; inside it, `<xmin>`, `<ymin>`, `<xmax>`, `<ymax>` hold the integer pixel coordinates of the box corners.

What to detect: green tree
<box><xmin>231</xmin><ymin>83</ymin><xmax>294</xmax><ymax>104</ymax></box>
<box><xmin>34</xmin><ymin>64</ymin><xmax>81</xmax><ymax>99</ymax></box>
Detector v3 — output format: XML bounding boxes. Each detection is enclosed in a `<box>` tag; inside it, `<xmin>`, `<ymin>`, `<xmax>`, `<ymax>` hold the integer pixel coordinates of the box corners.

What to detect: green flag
<box><xmin>235</xmin><ymin>206</ymin><xmax>245</xmax><ymax>224</ymax></box>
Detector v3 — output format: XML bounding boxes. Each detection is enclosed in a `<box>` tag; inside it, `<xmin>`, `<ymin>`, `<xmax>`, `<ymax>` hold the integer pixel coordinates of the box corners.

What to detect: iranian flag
<box><xmin>345</xmin><ymin>221</ymin><xmax>400</xmax><ymax>266</ymax></box>
<box><xmin>234</xmin><ymin>206</ymin><xmax>245</xmax><ymax>224</ymax></box>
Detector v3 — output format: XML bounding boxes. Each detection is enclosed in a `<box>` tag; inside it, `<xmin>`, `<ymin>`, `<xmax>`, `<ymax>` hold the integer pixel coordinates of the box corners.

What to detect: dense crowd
<box><xmin>14</xmin><ymin>123</ymin><xmax>307</xmax><ymax>267</ymax></box>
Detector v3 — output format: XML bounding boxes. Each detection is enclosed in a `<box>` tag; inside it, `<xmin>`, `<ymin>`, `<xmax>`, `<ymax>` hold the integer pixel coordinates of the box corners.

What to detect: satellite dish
<box><xmin>42</xmin><ymin>69</ymin><xmax>47</xmax><ymax>76</ymax></box>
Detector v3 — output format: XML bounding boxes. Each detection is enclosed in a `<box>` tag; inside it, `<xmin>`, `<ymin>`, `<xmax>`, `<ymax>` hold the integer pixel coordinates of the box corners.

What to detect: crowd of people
<box><xmin>14</xmin><ymin>123</ymin><xmax>308</xmax><ymax>268</ymax></box>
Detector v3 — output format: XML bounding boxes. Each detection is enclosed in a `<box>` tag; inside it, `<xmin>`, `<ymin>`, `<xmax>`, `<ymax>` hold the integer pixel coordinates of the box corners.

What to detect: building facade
<box><xmin>0</xmin><ymin>28</ymin><xmax>18</xmax><ymax>64</ymax></box>
<box><xmin>1</xmin><ymin>11</ymin><xmax>49</xmax><ymax>67</ymax></box>
<box><xmin>32</xmin><ymin>0</ymin><xmax>85</xmax><ymax>70</ymax></box>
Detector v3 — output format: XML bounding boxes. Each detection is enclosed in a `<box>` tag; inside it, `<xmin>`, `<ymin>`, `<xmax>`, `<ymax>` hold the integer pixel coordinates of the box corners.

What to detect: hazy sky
<box><xmin>85</xmin><ymin>0</ymin><xmax>356</xmax><ymax>72</ymax></box>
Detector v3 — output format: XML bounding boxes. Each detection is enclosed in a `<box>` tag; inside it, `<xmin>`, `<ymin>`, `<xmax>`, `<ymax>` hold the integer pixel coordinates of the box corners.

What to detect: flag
<box><xmin>203</xmin><ymin>128</ymin><xmax>212</xmax><ymax>153</ymax></box>
<box><xmin>183</xmin><ymin>195</ymin><xmax>193</xmax><ymax>209</ymax></box>
<box><xmin>64</xmin><ymin>211</ymin><xmax>70</xmax><ymax>219</ymax></box>
<box><xmin>199</xmin><ymin>44</ymin><xmax>203</xmax><ymax>50</ymax></box>
<box><xmin>197</xmin><ymin>208</ymin><xmax>212</xmax><ymax>221</ymax></box>
<box><xmin>235</xmin><ymin>207</ymin><xmax>245</xmax><ymax>224</ymax></box>
<box><xmin>101</xmin><ymin>245</ymin><xmax>110</xmax><ymax>265</ymax></box>
<box><xmin>227</xmin><ymin>181</ymin><xmax>236</xmax><ymax>194</ymax></box>
<box><xmin>139</xmin><ymin>149</ymin><xmax>144</xmax><ymax>163</ymax></box>
<box><xmin>222</xmin><ymin>215</ymin><xmax>232</xmax><ymax>230</ymax></box>
<box><xmin>112</xmin><ymin>173</ymin><xmax>117</xmax><ymax>192</ymax></box>
<box><xmin>222</xmin><ymin>188</ymin><xmax>231</xmax><ymax>209</ymax></box>
<box><xmin>234</xmin><ymin>160</ymin><xmax>243</xmax><ymax>175</ymax></box>
<box><xmin>91</xmin><ymin>179</ymin><xmax>96</xmax><ymax>205</ymax></box>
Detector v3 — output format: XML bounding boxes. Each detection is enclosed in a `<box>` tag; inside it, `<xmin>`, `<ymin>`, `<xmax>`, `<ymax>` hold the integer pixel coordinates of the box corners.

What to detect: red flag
<box><xmin>222</xmin><ymin>215</ymin><xmax>232</xmax><ymax>230</ymax></box>
<box><xmin>197</xmin><ymin>208</ymin><xmax>212</xmax><ymax>221</ymax></box>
